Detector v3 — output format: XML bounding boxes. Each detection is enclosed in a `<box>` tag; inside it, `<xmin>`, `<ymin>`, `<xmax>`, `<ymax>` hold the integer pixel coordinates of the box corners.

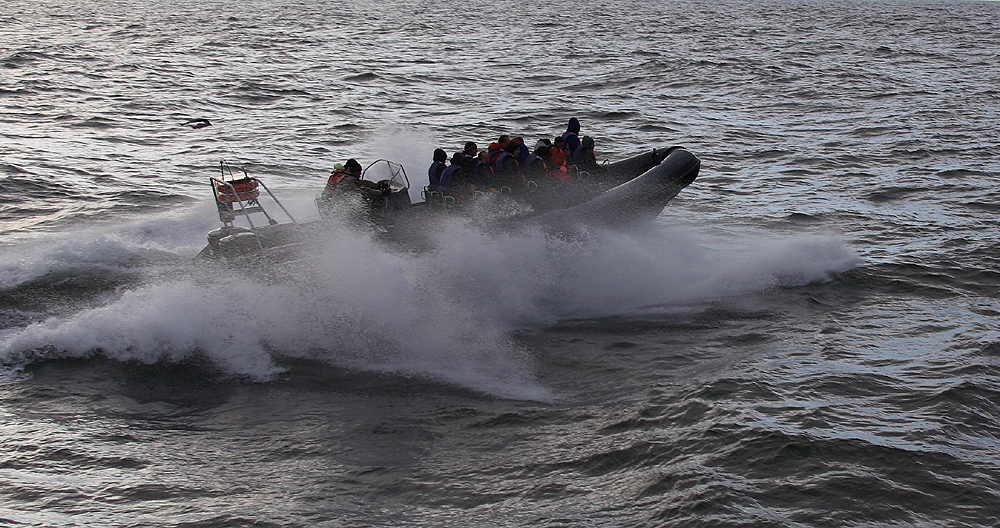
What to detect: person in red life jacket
<box><xmin>487</xmin><ymin>135</ymin><xmax>511</xmax><ymax>166</ymax></box>
<box><xmin>428</xmin><ymin>148</ymin><xmax>448</xmax><ymax>188</ymax></box>
<box><xmin>322</xmin><ymin>158</ymin><xmax>387</xmax><ymax>205</ymax></box>
<box><xmin>533</xmin><ymin>141</ymin><xmax>577</xmax><ymax>206</ymax></box>
<box><xmin>323</xmin><ymin>159</ymin><xmax>357</xmax><ymax>198</ymax></box>
<box><xmin>548</xmin><ymin>136</ymin><xmax>571</xmax><ymax>182</ymax></box>
<box><xmin>551</xmin><ymin>136</ymin><xmax>568</xmax><ymax>163</ymax></box>
<box><xmin>562</xmin><ymin>117</ymin><xmax>581</xmax><ymax>156</ymax></box>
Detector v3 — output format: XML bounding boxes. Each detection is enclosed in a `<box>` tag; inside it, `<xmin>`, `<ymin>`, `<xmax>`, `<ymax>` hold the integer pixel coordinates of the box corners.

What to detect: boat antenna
<box><xmin>182</xmin><ymin>118</ymin><xmax>249</xmax><ymax>177</ymax></box>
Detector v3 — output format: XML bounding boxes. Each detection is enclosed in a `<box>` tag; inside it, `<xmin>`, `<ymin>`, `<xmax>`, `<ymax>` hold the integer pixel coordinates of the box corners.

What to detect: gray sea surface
<box><xmin>2</xmin><ymin>0</ymin><xmax>1000</xmax><ymax>526</ymax></box>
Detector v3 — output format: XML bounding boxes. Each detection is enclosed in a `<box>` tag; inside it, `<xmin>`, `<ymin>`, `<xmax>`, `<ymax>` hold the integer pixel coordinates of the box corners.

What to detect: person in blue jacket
<box><xmin>438</xmin><ymin>152</ymin><xmax>469</xmax><ymax>192</ymax></box>
<box><xmin>493</xmin><ymin>141</ymin><xmax>522</xmax><ymax>188</ymax></box>
<box><xmin>471</xmin><ymin>150</ymin><xmax>495</xmax><ymax>189</ymax></box>
<box><xmin>428</xmin><ymin>148</ymin><xmax>447</xmax><ymax>187</ymax></box>
<box><xmin>561</xmin><ymin>117</ymin><xmax>581</xmax><ymax>156</ymax></box>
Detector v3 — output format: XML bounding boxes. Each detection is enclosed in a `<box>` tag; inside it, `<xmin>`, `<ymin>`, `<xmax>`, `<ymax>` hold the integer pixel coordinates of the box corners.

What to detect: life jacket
<box><xmin>548</xmin><ymin>145</ymin><xmax>567</xmax><ymax>168</ymax></box>
<box><xmin>493</xmin><ymin>151</ymin><xmax>519</xmax><ymax>176</ymax></box>
<box><xmin>439</xmin><ymin>164</ymin><xmax>464</xmax><ymax>187</ymax></box>
<box><xmin>523</xmin><ymin>154</ymin><xmax>547</xmax><ymax>179</ymax></box>
<box><xmin>428</xmin><ymin>161</ymin><xmax>446</xmax><ymax>186</ymax></box>
<box><xmin>550</xmin><ymin>167</ymin><xmax>572</xmax><ymax>183</ymax></box>
<box><xmin>327</xmin><ymin>169</ymin><xmax>350</xmax><ymax>187</ymax></box>
<box><xmin>472</xmin><ymin>159</ymin><xmax>493</xmax><ymax>183</ymax></box>
<box><xmin>450</xmin><ymin>153</ymin><xmax>475</xmax><ymax>174</ymax></box>
<box><xmin>215</xmin><ymin>177</ymin><xmax>260</xmax><ymax>203</ymax></box>
<box><xmin>487</xmin><ymin>142</ymin><xmax>506</xmax><ymax>165</ymax></box>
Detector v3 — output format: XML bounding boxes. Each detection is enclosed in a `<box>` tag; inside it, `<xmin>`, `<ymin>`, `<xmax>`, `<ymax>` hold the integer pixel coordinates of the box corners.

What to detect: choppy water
<box><xmin>3</xmin><ymin>0</ymin><xmax>1000</xmax><ymax>526</ymax></box>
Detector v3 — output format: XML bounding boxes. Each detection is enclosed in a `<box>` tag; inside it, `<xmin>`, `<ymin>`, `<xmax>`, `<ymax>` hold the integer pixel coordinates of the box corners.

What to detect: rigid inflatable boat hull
<box><xmin>525</xmin><ymin>147</ymin><xmax>700</xmax><ymax>230</ymax></box>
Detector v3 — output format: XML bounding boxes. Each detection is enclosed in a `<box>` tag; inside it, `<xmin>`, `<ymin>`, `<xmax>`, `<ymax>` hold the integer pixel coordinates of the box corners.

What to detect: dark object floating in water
<box><xmin>183</xmin><ymin>119</ymin><xmax>212</xmax><ymax>129</ymax></box>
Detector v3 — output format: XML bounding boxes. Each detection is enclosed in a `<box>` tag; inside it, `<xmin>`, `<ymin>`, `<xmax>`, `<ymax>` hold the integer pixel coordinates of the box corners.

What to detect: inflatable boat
<box><xmin>195</xmin><ymin>147</ymin><xmax>700</xmax><ymax>264</ymax></box>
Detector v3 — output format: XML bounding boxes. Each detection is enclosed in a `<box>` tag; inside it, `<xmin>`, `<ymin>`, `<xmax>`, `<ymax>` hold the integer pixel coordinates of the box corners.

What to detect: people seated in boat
<box><xmin>493</xmin><ymin>141</ymin><xmax>523</xmax><ymax>189</ymax></box>
<box><xmin>322</xmin><ymin>160</ymin><xmax>356</xmax><ymax>197</ymax></box>
<box><xmin>575</xmin><ymin>135</ymin><xmax>603</xmax><ymax>173</ymax></box>
<box><xmin>471</xmin><ymin>150</ymin><xmax>496</xmax><ymax>189</ymax></box>
<box><xmin>531</xmin><ymin>142</ymin><xmax>575</xmax><ymax>190</ymax></box>
<box><xmin>487</xmin><ymin>135</ymin><xmax>511</xmax><ymax>166</ymax></box>
<box><xmin>322</xmin><ymin>158</ymin><xmax>388</xmax><ymax>205</ymax></box>
<box><xmin>523</xmin><ymin>142</ymin><xmax>549</xmax><ymax>181</ymax></box>
<box><xmin>464</xmin><ymin>141</ymin><xmax>479</xmax><ymax>158</ymax></box>
<box><xmin>548</xmin><ymin>136</ymin><xmax>571</xmax><ymax>182</ymax></box>
<box><xmin>438</xmin><ymin>152</ymin><xmax>469</xmax><ymax>193</ymax></box>
<box><xmin>428</xmin><ymin>148</ymin><xmax>448</xmax><ymax>187</ymax></box>
<box><xmin>562</xmin><ymin>117</ymin><xmax>582</xmax><ymax>156</ymax></box>
<box><xmin>510</xmin><ymin>137</ymin><xmax>531</xmax><ymax>165</ymax></box>
<box><xmin>456</xmin><ymin>149</ymin><xmax>478</xmax><ymax>175</ymax></box>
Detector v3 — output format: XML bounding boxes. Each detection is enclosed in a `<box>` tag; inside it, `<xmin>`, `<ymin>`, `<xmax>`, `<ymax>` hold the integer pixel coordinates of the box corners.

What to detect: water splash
<box><xmin>0</xmin><ymin>208</ymin><xmax>857</xmax><ymax>399</ymax></box>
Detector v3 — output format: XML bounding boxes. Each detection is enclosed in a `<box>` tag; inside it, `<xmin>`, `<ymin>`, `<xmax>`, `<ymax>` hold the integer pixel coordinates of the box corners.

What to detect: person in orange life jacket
<box><xmin>323</xmin><ymin>158</ymin><xmax>362</xmax><ymax>197</ymax></box>
<box><xmin>547</xmin><ymin>136</ymin><xmax>571</xmax><ymax>182</ymax></box>
<box><xmin>428</xmin><ymin>148</ymin><xmax>448</xmax><ymax>188</ymax></box>
<box><xmin>325</xmin><ymin>162</ymin><xmax>352</xmax><ymax>188</ymax></box>
<box><xmin>550</xmin><ymin>136</ymin><xmax>568</xmax><ymax>165</ymax></box>
<box><xmin>323</xmin><ymin>158</ymin><xmax>387</xmax><ymax>203</ymax></box>
<box><xmin>533</xmin><ymin>141</ymin><xmax>576</xmax><ymax>206</ymax></box>
<box><xmin>529</xmin><ymin>140</ymin><xmax>573</xmax><ymax>187</ymax></box>
<box><xmin>562</xmin><ymin>117</ymin><xmax>581</xmax><ymax>156</ymax></box>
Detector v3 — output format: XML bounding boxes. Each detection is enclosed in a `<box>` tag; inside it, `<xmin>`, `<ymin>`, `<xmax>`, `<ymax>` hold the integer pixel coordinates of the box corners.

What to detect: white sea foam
<box><xmin>0</xmin><ymin>214</ymin><xmax>550</xmax><ymax>400</ymax></box>
<box><xmin>421</xmin><ymin>221</ymin><xmax>859</xmax><ymax>320</ymax></box>
<box><xmin>0</xmin><ymin>205</ymin><xmax>857</xmax><ymax>399</ymax></box>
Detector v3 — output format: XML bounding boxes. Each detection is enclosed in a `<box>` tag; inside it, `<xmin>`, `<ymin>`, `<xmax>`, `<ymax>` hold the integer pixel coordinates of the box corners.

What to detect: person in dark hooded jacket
<box><xmin>471</xmin><ymin>150</ymin><xmax>495</xmax><ymax>189</ymax></box>
<box><xmin>576</xmin><ymin>135</ymin><xmax>602</xmax><ymax>172</ymax></box>
<box><xmin>493</xmin><ymin>141</ymin><xmax>522</xmax><ymax>188</ymax></box>
<box><xmin>561</xmin><ymin>117</ymin><xmax>581</xmax><ymax>156</ymax></box>
<box><xmin>439</xmin><ymin>152</ymin><xmax>470</xmax><ymax>191</ymax></box>
<box><xmin>428</xmin><ymin>148</ymin><xmax>447</xmax><ymax>187</ymax></box>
